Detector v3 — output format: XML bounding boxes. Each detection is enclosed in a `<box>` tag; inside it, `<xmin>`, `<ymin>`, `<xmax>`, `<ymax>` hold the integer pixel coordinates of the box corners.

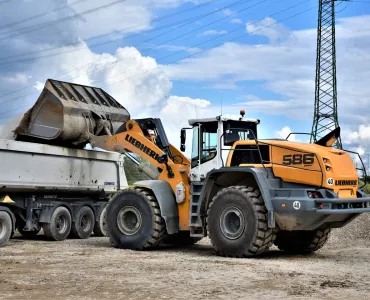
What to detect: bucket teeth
<box><xmin>14</xmin><ymin>79</ymin><xmax>130</xmax><ymax>147</ymax></box>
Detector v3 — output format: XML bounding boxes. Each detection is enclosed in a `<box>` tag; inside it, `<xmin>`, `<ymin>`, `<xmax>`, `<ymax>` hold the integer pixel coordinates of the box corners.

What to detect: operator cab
<box><xmin>181</xmin><ymin>110</ymin><xmax>260</xmax><ymax>181</ymax></box>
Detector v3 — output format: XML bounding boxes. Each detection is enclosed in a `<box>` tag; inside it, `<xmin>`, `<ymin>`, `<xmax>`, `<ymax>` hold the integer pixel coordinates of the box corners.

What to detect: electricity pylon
<box><xmin>310</xmin><ymin>0</ymin><xmax>349</xmax><ymax>149</ymax></box>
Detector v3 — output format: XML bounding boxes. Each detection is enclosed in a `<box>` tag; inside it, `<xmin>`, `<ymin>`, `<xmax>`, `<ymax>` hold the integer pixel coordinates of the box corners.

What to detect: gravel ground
<box><xmin>1</xmin><ymin>215</ymin><xmax>370</xmax><ymax>300</ymax></box>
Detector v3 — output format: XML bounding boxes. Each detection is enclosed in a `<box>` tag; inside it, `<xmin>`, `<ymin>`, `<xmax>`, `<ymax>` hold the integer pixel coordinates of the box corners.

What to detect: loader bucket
<box><xmin>14</xmin><ymin>79</ymin><xmax>130</xmax><ymax>147</ymax></box>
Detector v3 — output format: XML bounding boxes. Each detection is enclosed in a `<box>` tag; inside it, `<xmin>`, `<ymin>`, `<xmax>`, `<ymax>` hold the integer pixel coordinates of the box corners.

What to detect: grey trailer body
<box><xmin>0</xmin><ymin>139</ymin><xmax>128</xmax><ymax>247</ymax></box>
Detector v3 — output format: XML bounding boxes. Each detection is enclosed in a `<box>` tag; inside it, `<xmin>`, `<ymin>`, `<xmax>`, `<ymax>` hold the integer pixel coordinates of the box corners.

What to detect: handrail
<box><xmin>342</xmin><ymin>148</ymin><xmax>367</xmax><ymax>189</ymax></box>
<box><xmin>219</xmin><ymin>128</ymin><xmax>268</xmax><ymax>175</ymax></box>
<box><xmin>286</xmin><ymin>132</ymin><xmax>314</xmax><ymax>141</ymax></box>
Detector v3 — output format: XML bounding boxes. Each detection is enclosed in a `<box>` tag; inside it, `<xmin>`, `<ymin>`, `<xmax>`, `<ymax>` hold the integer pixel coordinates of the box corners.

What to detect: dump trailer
<box><xmin>0</xmin><ymin>138</ymin><xmax>129</xmax><ymax>247</ymax></box>
<box><xmin>0</xmin><ymin>79</ymin><xmax>135</xmax><ymax>247</ymax></box>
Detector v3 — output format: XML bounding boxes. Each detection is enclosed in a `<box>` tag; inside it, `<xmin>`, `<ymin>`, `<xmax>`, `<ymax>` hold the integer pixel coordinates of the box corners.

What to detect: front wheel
<box><xmin>105</xmin><ymin>188</ymin><xmax>167</xmax><ymax>249</ymax></box>
<box><xmin>274</xmin><ymin>227</ymin><xmax>331</xmax><ymax>254</ymax></box>
<box><xmin>206</xmin><ymin>185</ymin><xmax>275</xmax><ymax>258</ymax></box>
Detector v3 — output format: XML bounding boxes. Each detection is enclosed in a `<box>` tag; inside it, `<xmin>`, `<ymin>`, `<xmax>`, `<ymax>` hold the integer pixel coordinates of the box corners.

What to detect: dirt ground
<box><xmin>1</xmin><ymin>216</ymin><xmax>370</xmax><ymax>300</ymax></box>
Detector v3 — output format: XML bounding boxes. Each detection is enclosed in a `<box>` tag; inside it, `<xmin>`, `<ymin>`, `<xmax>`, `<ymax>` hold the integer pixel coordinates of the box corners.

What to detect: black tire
<box><xmin>70</xmin><ymin>206</ymin><xmax>95</xmax><ymax>239</ymax></box>
<box><xmin>206</xmin><ymin>185</ymin><xmax>275</xmax><ymax>258</ymax></box>
<box><xmin>43</xmin><ymin>206</ymin><xmax>72</xmax><ymax>241</ymax></box>
<box><xmin>162</xmin><ymin>231</ymin><xmax>202</xmax><ymax>247</ymax></box>
<box><xmin>274</xmin><ymin>227</ymin><xmax>331</xmax><ymax>254</ymax></box>
<box><xmin>105</xmin><ymin>188</ymin><xmax>167</xmax><ymax>249</ymax></box>
<box><xmin>93</xmin><ymin>206</ymin><xmax>107</xmax><ymax>237</ymax></box>
<box><xmin>0</xmin><ymin>211</ymin><xmax>12</xmax><ymax>247</ymax></box>
<box><xmin>16</xmin><ymin>219</ymin><xmax>40</xmax><ymax>238</ymax></box>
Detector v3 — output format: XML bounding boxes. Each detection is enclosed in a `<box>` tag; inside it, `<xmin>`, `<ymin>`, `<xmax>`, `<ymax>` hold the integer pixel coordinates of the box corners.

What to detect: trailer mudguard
<box><xmin>39</xmin><ymin>205</ymin><xmax>56</xmax><ymax>223</ymax></box>
<box><xmin>133</xmin><ymin>180</ymin><xmax>179</xmax><ymax>234</ymax></box>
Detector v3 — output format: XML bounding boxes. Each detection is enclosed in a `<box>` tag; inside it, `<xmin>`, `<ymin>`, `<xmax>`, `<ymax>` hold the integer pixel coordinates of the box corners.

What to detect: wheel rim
<box><xmin>0</xmin><ymin>218</ymin><xmax>5</xmax><ymax>240</ymax></box>
<box><xmin>80</xmin><ymin>213</ymin><xmax>92</xmax><ymax>232</ymax></box>
<box><xmin>56</xmin><ymin>215</ymin><xmax>68</xmax><ymax>234</ymax></box>
<box><xmin>219</xmin><ymin>206</ymin><xmax>245</xmax><ymax>240</ymax></box>
<box><xmin>117</xmin><ymin>206</ymin><xmax>142</xmax><ymax>235</ymax></box>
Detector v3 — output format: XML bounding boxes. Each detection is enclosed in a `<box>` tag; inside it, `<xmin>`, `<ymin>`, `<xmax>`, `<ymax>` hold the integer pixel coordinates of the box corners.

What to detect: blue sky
<box><xmin>0</xmin><ymin>0</ymin><xmax>370</xmax><ymax>153</ymax></box>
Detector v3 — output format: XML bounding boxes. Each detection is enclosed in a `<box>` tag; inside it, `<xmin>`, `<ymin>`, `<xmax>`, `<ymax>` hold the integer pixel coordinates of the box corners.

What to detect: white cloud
<box><xmin>155</xmin><ymin>44</ymin><xmax>200</xmax><ymax>54</ymax></box>
<box><xmin>276</xmin><ymin>126</ymin><xmax>294</xmax><ymax>141</ymax></box>
<box><xmin>342</xmin><ymin>125</ymin><xmax>370</xmax><ymax>149</ymax></box>
<box><xmin>223</xmin><ymin>9</ymin><xmax>234</xmax><ymax>16</ymax></box>
<box><xmin>231</xmin><ymin>18</ymin><xmax>243</xmax><ymax>24</ymax></box>
<box><xmin>162</xmin><ymin>14</ymin><xmax>370</xmax><ymax>148</ymax></box>
<box><xmin>159</xmin><ymin>95</ymin><xmax>211</xmax><ymax>155</ymax></box>
<box><xmin>201</xmin><ymin>30</ymin><xmax>228</xmax><ymax>36</ymax></box>
<box><xmin>246</xmin><ymin>17</ymin><xmax>290</xmax><ymax>43</ymax></box>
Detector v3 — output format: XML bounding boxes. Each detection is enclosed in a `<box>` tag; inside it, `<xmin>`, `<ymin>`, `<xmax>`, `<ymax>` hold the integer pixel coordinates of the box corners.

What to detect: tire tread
<box><xmin>206</xmin><ymin>185</ymin><xmax>276</xmax><ymax>258</ymax></box>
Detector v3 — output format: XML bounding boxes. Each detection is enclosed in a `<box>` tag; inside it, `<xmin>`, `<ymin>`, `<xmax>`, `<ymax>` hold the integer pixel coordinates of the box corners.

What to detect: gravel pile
<box><xmin>326</xmin><ymin>213</ymin><xmax>370</xmax><ymax>249</ymax></box>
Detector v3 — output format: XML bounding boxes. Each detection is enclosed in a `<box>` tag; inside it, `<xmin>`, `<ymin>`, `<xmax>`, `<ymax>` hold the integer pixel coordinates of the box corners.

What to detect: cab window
<box><xmin>191</xmin><ymin>122</ymin><xmax>218</xmax><ymax>168</ymax></box>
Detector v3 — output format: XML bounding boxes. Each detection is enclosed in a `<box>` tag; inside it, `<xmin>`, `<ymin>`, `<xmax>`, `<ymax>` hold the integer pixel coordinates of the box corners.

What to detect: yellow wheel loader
<box><xmin>15</xmin><ymin>79</ymin><xmax>370</xmax><ymax>257</ymax></box>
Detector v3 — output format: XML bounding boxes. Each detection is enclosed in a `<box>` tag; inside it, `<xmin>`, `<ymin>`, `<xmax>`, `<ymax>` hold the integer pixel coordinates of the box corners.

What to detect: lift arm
<box><xmin>89</xmin><ymin>118</ymin><xmax>190</xmax><ymax>179</ymax></box>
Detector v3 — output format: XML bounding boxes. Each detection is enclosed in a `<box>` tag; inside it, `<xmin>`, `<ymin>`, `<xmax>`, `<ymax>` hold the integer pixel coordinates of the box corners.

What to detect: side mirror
<box><xmin>180</xmin><ymin>129</ymin><xmax>186</xmax><ymax>152</ymax></box>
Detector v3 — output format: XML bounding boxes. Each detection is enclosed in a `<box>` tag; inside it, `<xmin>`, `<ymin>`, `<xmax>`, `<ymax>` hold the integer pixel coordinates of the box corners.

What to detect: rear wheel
<box><xmin>105</xmin><ymin>188</ymin><xmax>167</xmax><ymax>249</ymax></box>
<box><xmin>0</xmin><ymin>211</ymin><xmax>12</xmax><ymax>247</ymax></box>
<box><xmin>162</xmin><ymin>231</ymin><xmax>202</xmax><ymax>247</ymax></box>
<box><xmin>206</xmin><ymin>185</ymin><xmax>275</xmax><ymax>258</ymax></box>
<box><xmin>43</xmin><ymin>206</ymin><xmax>72</xmax><ymax>241</ymax></box>
<box><xmin>70</xmin><ymin>206</ymin><xmax>95</xmax><ymax>239</ymax></box>
<box><xmin>93</xmin><ymin>206</ymin><xmax>107</xmax><ymax>237</ymax></box>
<box><xmin>274</xmin><ymin>227</ymin><xmax>331</xmax><ymax>254</ymax></box>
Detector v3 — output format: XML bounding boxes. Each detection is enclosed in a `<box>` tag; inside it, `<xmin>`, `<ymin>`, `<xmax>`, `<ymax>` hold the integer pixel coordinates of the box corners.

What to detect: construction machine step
<box><xmin>189</xmin><ymin>181</ymin><xmax>205</xmax><ymax>237</ymax></box>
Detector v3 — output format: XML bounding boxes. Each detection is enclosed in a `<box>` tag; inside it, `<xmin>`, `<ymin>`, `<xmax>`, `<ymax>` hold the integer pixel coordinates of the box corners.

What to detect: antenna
<box><xmin>193</xmin><ymin>104</ymin><xmax>198</xmax><ymax>118</ymax></box>
<box><xmin>220</xmin><ymin>99</ymin><xmax>223</xmax><ymax>115</ymax></box>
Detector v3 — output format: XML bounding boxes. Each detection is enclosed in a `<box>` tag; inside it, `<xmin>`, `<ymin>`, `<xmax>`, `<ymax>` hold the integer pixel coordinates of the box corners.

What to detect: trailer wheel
<box><xmin>162</xmin><ymin>231</ymin><xmax>202</xmax><ymax>247</ymax></box>
<box><xmin>274</xmin><ymin>227</ymin><xmax>331</xmax><ymax>254</ymax></box>
<box><xmin>93</xmin><ymin>206</ymin><xmax>107</xmax><ymax>237</ymax></box>
<box><xmin>105</xmin><ymin>188</ymin><xmax>167</xmax><ymax>249</ymax></box>
<box><xmin>206</xmin><ymin>185</ymin><xmax>275</xmax><ymax>258</ymax></box>
<box><xmin>0</xmin><ymin>211</ymin><xmax>12</xmax><ymax>247</ymax></box>
<box><xmin>70</xmin><ymin>206</ymin><xmax>95</xmax><ymax>239</ymax></box>
<box><xmin>43</xmin><ymin>206</ymin><xmax>72</xmax><ymax>241</ymax></box>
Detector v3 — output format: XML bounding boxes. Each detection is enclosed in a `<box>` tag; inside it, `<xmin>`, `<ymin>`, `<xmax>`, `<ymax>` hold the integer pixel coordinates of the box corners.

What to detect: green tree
<box><xmin>123</xmin><ymin>155</ymin><xmax>153</xmax><ymax>185</ymax></box>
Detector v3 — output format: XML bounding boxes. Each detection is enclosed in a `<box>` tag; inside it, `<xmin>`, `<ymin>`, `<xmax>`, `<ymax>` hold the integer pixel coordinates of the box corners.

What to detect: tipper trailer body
<box><xmin>0</xmin><ymin>138</ymin><xmax>128</xmax><ymax>247</ymax></box>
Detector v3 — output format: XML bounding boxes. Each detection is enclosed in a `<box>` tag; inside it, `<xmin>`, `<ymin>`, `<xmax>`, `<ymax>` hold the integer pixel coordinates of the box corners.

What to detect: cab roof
<box><xmin>188</xmin><ymin>116</ymin><xmax>260</xmax><ymax>126</ymax></box>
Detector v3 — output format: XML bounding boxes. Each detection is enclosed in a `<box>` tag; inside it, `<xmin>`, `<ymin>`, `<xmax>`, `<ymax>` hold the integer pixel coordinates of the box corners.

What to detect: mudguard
<box><xmin>201</xmin><ymin>167</ymin><xmax>276</xmax><ymax>228</ymax></box>
<box><xmin>133</xmin><ymin>180</ymin><xmax>179</xmax><ymax>234</ymax></box>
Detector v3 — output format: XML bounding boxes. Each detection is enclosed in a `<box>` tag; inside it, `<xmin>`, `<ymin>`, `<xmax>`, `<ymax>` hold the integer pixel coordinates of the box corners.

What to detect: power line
<box><xmin>0</xmin><ymin>0</ymin><xmax>131</xmax><ymax>41</ymax></box>
<box><xmin>0</xmin><ymin>0</ymin><xmax>224</xmax><ymax>62</ymax></box>
<box><xmin>0</xmin><ymin>0</ymin><xmax>314</xmax><ymax>120</ymax></box>
<box><xmin>0</xmin><ymin>0</ymin><xmax>13</xmax><ymax>6</ymax></box>
<box><xmin>0</xmin><ymin>0</ymin><xmax>268</xmax><ymax>98</ymax></box>
<box><xmin>59</xmin><ymin>0</ymin><xmax>274</xmax><ymax>82</ymax></box>
<box><xmin>0</xmin><ymin>0</ymin><xmax>90</xmax><ymax>31</ymax></box>
<box><xmin>90</xmin><ymin>0</ymin><xmax>313</xmax><ymax>87</ymax></box>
